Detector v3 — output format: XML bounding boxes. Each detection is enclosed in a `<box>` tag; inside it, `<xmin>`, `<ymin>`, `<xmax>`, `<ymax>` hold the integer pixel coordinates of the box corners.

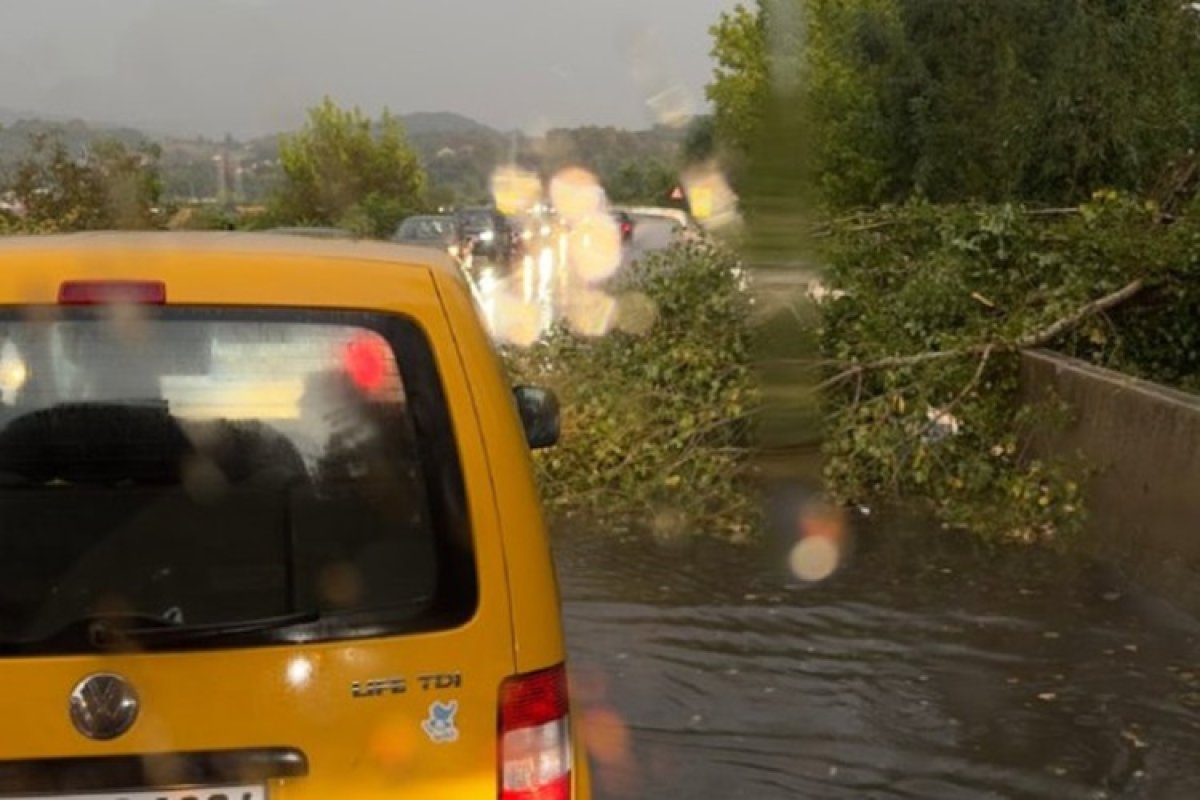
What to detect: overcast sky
<box><xmin>0</xmin><ymin>0</ymin><xmax>738</xmax><ymax>137</ymax></box>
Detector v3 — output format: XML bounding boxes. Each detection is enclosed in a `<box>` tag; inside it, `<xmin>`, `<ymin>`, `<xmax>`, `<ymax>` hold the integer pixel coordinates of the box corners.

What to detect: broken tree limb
<box><xmin>820</xmin><ymin>277</ymin><xmax>1146</xmax><ymax>384</ymax></box>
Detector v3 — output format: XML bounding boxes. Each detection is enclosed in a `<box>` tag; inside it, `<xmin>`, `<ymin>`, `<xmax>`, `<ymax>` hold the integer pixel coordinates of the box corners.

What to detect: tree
<box><xmin>270</xmin><ymin>98</ymin><xmax>427</xmax><ymax>238</ymax></box>
<box><xmin>707</xmin><ymin>4</ymin><xmax>770</xmax><ymax>157</ymax></box>
<box><xmin>606</xmin><ymin>160</ymin><xmax>678</xmax><ymax>206</ymax></box>
<box><xmin>683</xmin><ymin>115</ymin><xmax>717</xmax><ymax>165</ymax></box>
<box><xmin>708</xmin><ymin>1</ymin><xmax>1200</xmax><ymax>207</ymax></box>
<box><xmin>521</xmin><ymin>125</ymin><xmax>687</xmax><ymax>201</ymax></box>
<box><xmin>7</xmin><ymin>134</ymin><xmax>163</xmax><ymax>232</ymax></box>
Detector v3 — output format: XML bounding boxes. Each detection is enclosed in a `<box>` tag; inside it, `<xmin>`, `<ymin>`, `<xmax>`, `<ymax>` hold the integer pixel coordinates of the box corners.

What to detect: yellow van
<box><xmin>0</xmin><ymin>233</ymin><xmax>588</xmax><ymax>800</ymax></box>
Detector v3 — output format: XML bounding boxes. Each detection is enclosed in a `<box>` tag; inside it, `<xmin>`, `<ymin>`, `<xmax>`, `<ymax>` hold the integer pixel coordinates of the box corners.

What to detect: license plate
<box><xmin>6</xmin><ymin>787</ymin><xmax>264</xmax><ymax>800</ymax></box>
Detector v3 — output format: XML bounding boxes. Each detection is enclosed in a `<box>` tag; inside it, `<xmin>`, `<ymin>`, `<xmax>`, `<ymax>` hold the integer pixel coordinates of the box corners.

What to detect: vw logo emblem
<box><xmin>69</xmin><ymin>673</ymin><xmax>139</xmax><ymax>740</ymax></box>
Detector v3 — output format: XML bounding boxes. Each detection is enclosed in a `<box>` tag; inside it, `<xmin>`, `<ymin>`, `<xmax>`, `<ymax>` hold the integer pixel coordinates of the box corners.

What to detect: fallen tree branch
<box><xmin>810</xmin><ymin>205</ymin><xmax>1085</xmax><ymax>239</ymax></box>
<box><xmin>821</xmin><ymin>277</ymin><xmax>1146</xmax><ymax>383</ymax></box>
<box><xmin>1025</xmin><ymin>207</ymin><xmax>1082</xmax><ymax>218</ymax></box>
<box><xmin>1015</xmin><ymin>277</ymin><xmax>1145</xmax><ymax>348</ymax></box>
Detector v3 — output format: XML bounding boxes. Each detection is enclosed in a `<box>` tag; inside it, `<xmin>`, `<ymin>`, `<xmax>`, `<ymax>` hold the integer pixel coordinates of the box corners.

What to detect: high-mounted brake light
<box><xmin>58</xmin><ymin>280</ymin><xmax>166</xmax><ymax>306</ymax></box>
<box><xmin>499</xmin><ymin>664</ymin><xmax>571</xmax><ymax>800</ymax></box>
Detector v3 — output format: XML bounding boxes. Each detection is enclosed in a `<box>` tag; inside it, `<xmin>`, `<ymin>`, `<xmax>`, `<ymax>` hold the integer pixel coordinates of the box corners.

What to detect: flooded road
<box><xmin>555</xmin><ymin>510</ymin><xmax>1200</xmax><ymax>799</ymax></box>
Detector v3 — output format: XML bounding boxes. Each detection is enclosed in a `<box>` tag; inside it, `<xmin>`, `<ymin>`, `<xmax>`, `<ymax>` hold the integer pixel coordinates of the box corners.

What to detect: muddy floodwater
<box><xmin>555</xmin><ymin>501</ymin><xmax>1200</xmax><ymax>799</ymax></box>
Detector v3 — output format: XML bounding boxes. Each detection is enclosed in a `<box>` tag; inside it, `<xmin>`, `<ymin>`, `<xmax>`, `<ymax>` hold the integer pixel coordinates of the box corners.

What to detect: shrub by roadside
<box><xmin>503</xmin><ymin>239</ymin><xmax>758</xmax><ymax>538</ymax></box>
<box><xmin>817</xmin><ymin>196</ymin><xmax>1198</xmax><ymax>545</ymax></box>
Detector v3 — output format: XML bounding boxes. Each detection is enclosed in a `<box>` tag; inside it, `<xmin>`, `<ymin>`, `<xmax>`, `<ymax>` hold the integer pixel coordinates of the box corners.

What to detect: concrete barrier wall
<box><xmin>1020</xmin><ymin>349</ymin><xmax>1200</xmax><ymax>613</ymax></box>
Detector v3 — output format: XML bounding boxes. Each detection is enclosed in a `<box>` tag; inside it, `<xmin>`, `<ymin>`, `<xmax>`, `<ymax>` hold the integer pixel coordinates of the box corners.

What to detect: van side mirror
<box><xmin>514</xmin><ymin>386</ymin><xmax>560</xmax><ymax>449</ymax></box>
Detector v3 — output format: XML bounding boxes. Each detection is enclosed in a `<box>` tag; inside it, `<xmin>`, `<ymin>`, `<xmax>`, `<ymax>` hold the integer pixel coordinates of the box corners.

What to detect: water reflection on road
<box><xmin>555</xmin><ymin>507</ymin><xmax>1200</xmax><ymax>799</ymax></box>
<box><xmin>470</xmin><ymin>217</ymin><xmax>678</xmax><ymax>342</ymax></box>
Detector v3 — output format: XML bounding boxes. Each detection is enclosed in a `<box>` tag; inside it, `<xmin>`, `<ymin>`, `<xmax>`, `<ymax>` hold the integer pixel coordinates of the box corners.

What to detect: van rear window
<box><xmin>0</xmin><ymin>308</ymin><xmax>475</xmax><ymax>654</ymax></box>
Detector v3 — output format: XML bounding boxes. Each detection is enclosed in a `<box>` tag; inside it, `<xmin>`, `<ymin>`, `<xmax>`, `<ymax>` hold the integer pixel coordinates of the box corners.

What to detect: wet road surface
<box><xmin>470</xmin><ymin>215</ymin><xmax>680</xmax><ymax>343</ymax></box>
<box><xmin>555</xmin><ymin>512</ymin><xmax>1200</xmax><ymax>799</ymax></box>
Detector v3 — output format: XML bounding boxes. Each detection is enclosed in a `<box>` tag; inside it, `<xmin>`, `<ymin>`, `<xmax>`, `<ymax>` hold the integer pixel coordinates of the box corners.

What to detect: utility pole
<box><xmin>213</xmin><ymin>154</ymin><xmax>228</xmax><ymax>205</ymax></box>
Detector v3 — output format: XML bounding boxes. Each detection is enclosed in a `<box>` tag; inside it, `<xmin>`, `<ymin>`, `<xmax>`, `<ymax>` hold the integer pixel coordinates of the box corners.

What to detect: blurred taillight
<box><xmin>58</xmin><ymin>280</ymin><xmax>166</xmax><ymax>305</ymax></box>
<box><xmin>342</xmin><ymin>332</ymin><xmax>390</xmax><ymax>394</ymax></box>
<box><xmin>499</xmin><ymin>664</ymin><xmax>571</xmax><ymax>800</ymax></box>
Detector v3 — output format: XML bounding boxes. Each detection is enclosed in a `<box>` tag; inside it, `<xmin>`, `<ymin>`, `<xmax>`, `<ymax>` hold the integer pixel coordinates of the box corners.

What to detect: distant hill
<box><xmin>0</xmin><ymin>116</ymin><xmax>151</xmax><ymax>169</ymax></box>
<box><xmin>399</xmin><ymin>112</ymin><xmax>498</xmax><ymax>137</ymax></box>
<box><xmin>0</xmin><ymin>110</ymin><xmax>686</xmax><ymax>207</ymax></box>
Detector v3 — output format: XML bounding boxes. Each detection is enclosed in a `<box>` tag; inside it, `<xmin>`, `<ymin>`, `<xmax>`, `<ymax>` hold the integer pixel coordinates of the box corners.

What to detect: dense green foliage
<box><xmin>706</xmin><ymin>1</ymin><xmax>1200</xmax><ymax>542</ymax></box>
<box><xmin>682</xmin><ymin>115</ymin><xmax>718</xmax><ymax>165</ymax></box>
<box><xmin>2</xmin><ymin>135</ymin><xmax>164</xmax><ymax>232</ymax></box>
<box><xmin>818</xmin><ymin>196</ymin><xmax>1200</xmax><ymax>542</ymax></box>
<box><xmin>710</xmin><ymin>0</ymin><xmax>1200</xmax><ymax>207</ymax></box>
<box><xmin>708</xmin><ymin>4</ymin><xmax>769</xmax><ymax>159</ymax></box>
<box><xmin>520</xmin><ymin>125</ymin><xmax>687</xmax><ymax>206</ymax></box>
<box><xmin>604</xmin><ymin>160</ymin><xmax>678</xmax><ymax>206</ymax></box>
<box><xmin>269</xmin><ymin>99</ymin><xmax>428</xmax><ymax>238</ymax></box>
<box><xmin>504</xmin><ymin>240</ymin><xmax>758</xmax><ymax>536</ymax></box>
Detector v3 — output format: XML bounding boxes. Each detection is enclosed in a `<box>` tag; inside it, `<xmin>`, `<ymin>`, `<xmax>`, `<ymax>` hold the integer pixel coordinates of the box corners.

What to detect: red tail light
<box><xmin>621</xmin><ymin>223</ymin><xmax>632</xmax><ymax>235</ymax></box>
<box><xmin>499</xmin><ymin>665</ymin><xmax>571</xmax><ymax>800</ymax></box>
<box><xmin>58</xmin><ymin>280</ymin><xmax>166</xmax><ymax>306</ymax></box>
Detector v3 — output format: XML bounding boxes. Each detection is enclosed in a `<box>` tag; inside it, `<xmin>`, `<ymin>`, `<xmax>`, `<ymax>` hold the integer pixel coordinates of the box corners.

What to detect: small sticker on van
<box><xmin>421</xmin><ymin>700</ymin><xmax>459</xmax><ymax>744</ymax></box>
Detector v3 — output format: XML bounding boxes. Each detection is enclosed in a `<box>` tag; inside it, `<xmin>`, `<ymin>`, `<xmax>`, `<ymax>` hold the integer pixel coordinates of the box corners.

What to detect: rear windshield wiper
<box><xmin>0</xmin><ymin>610</ymin><xmax>321</xmax><ymax>653</ymax></box>
<box><xmin>90</xmin><ymin>610</ymin><xmax>322</xmax><ymax>648</ymax></box>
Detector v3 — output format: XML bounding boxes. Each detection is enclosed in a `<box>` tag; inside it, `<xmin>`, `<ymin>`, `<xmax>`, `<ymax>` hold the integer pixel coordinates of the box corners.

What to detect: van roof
<box><xmin>0</xmin><ymin>231</ymin><xmax>460</xmax><ymax>276</ymax></box>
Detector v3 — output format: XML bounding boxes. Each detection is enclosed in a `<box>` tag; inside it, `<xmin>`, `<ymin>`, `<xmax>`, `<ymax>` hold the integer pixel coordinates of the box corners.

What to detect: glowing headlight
<box><xmin>479</xmin><ymin>230</ymin><xmax>495</xmax><ymax>243</ymax></box>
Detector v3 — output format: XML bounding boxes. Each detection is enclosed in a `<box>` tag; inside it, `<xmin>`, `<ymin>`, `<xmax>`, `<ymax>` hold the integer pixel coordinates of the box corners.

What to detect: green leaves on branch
<box><xmin>818</xmin><ymin>196</ymin><xmax>1195</xmax><ymax>544</ymax></box>
<box><xmin>504</xmin><ymin>240</ymin><xmax>758</xmax><ymax>538</ymax></box>
<box><xmin>710</xmin><ymin>0</ymin><xmax>1200</xmax><ymax>208</ymax></box>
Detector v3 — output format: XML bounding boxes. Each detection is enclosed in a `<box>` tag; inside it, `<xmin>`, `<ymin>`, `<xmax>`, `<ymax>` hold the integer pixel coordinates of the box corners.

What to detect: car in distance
<box><xmin>455</xmin><ymin>206</ymin><xmax>514</xmax><ymax>266</ymax></box>
<box><xmin>392</xmin><ymin>215</ymin><xmax>465</xmax><ymax>260</ymax></box>
<box><xmin>611</xmin><ymin>210</ymin><xmax>635</xmax><ymax>245</ymax></box>
<box><xmin>0</xmin><ymin>232</ymin><xmax>589</xmax><ymax>800</ymax></box>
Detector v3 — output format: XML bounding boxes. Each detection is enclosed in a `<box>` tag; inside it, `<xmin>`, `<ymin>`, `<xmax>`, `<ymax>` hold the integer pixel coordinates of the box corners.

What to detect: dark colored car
<box><xmin>455</xmin><ymin>207</ymin><xmax>513</xmax><ymax>265</ymax></box>
<box><xmin>391</xmin><ymin>215</ymin><xmax>464</xmax><ymax>258</ymax></box>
